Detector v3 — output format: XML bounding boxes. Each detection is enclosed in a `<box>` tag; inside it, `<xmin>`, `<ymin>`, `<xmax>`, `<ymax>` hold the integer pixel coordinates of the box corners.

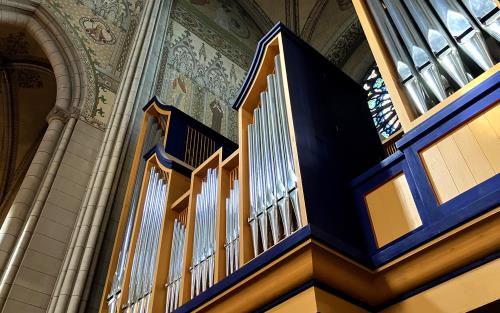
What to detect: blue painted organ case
<box><xmin>233</xmin><ymin>24</ymin><xmax>384</xmax><ymax>265</ymax></box>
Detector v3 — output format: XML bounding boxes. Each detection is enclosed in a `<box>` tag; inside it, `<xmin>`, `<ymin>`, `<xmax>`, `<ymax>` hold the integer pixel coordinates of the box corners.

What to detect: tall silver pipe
<box><xmin>461</xmin><ymin>0</ymin><xmax>500</xmax><ymax>42</ymax></box>
<box><xmin>267</xmin><ymin>74</ymin><xmax>292</xmax><ymax>238</ymax></box>
<box><xmin>429</xmin><ymin>0</ymin><xmax>494</xmax><ymax>71</ymax></box>
<box><xmin>405</xmin><ymin>0</ymin><xmax>470</xmax><ymax>88</ymax></box>
<box><xmin>252</xmin><ymin>109</ymin><xmax>267</xmax><ymax>252</ymax></box>
<box><xmin>254</xmin><ymin>108</ymin><xmax>270</xmax><ymax>252</ymax></box>
<box><xmin>260</xmin><ymin>92</ymin><xmax>280</xmax><ymax>245</ymax></box>
<box><xmin>384</xmin><ymin>0</ymin><xmax>448</xmax><ymax>101</ymax></box>
<box><xmin>247</xmin><ymin>125</ymin><xmax>260</xmax><ymax>257</ymax></box>
<box><xmin>190</xmin><ymin>168</ymin><xmax>217</xmax><ymax>298</ymax></box>
<box><xmin>173</xmin><ymin>224</ymin><xmax>185</xmax><ymax>310</ymax></box>
<box><xmin>190</xmin><ymin>194</ymin><xmax>201</xmax><ymax>299</ymax></box>
<box><xmin>233</xmin><ymin>180</ymin><xmax>240</xmax><ymax>272</ymax></box>
<box><xmin>165</xmin><ymin>220</ymin><xmax>178</xmax><ymax>313</ymax></box>
<box><xmin>226</xmin><ymin>179</ymin><xmax>240</xmax><ymax>275</ymax></box>
<box><xmin>274</xmin><ymin>55</ymin><xmax>302</xmax><ymax>228</ymax></box>
<box><xmin>166</xmin><ymin>219</ymin><xmax>185</xmax><ymax>313</ymax></box>
<box><xmin>366</xmin><ymin>0</ymin><xmax>430</xmax><ymax>115</ymax></box>
<box><xmin>126</xmin><ymin>169</ymin><xmax>156</xmax><ymax>308</ymax></box>
<box><xmin>225</xmin><ymin>197</ymin><xmax>230</xmax><ymax>277</ymax></box>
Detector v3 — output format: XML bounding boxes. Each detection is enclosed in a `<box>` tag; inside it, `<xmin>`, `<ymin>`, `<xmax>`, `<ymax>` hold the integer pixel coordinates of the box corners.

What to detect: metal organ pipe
<box><xmin>225</xmin><ymin>179</ymin><xmax>240</xmax><ymax>276</ymax></box>
<box><xmin>107</xmin><ymin>117</ymin><xmax>162</xmax><ymax>313</ymax></box>
<box><xmin>246</xmin><ymin>54</ymin><xmax>302</xmax><ymax>257</ymax></box>
<box><xmin>427</xmin><ymin>0</ymin><xmax>494</xmax><ymax>71</ymax></box>
<box><xmin>190</xmin><ymin>168</ymin><xmax>218</xmax><ymax>299</ymax></box>
<box><xmin>125</xmin><ymin>167</ymin><xmax>167</xmax><ymax>313</ymax></box>
<box><xmin>404</xmin><ymin>0</ymin><xmax>471</xmax><ymax>88</ymax></box>
<box><xmin>460</xmin><ymin>0</ymin><xmax>500</xmax><ymax>42</ymax></box>
<box><xmin>165</xmin><ymin>219</ymin><xmax>186</xmax><ymax>313</ymax></box>
<box><xmin>383</xmin><ymin>0</ymin><xmax>449</xmax><ymax>102</ymax></box>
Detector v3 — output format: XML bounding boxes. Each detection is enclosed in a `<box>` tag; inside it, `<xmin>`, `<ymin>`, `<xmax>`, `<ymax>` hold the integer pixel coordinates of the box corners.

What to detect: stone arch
<box><xmin>0</xmin><ymin>2</ymin><xmax>92</xmax><ymax>310</ymax></box>
<box><xmin>0</xmin><ymin>0</ymin><xmax>88</xmax><ymax>114</ymax></box>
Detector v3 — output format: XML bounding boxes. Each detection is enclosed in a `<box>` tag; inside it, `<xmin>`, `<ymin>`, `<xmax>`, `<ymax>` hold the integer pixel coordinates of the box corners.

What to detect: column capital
<box><xmin>46</xmin><ymin>106</ymin><xmax>69</xmax><ymax>124</ymax></box>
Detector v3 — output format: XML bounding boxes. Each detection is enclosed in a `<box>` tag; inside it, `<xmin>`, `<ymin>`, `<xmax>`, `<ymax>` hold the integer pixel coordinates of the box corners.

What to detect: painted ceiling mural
<box><xmin>42</xmin><ymin>0</ymin><xmax>143</xmax><ymax>129</ymax></box>
<box><xmin>156</xmin><ymin>0</ymin><xmax>264</xmax><ymax>143</ymax></box>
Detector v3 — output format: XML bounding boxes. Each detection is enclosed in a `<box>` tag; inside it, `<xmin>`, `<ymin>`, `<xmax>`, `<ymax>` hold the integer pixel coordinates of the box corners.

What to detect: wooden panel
<box><xmin>452</xmin><ymin>126</ymin><xmax>495</xmax><ymax>184</ymax></box>
<box><xmin>436</xmin><ymin>136</ymin><xmax>476</xmax><ymax>193</ymax></box>
<box><xmin>266</xmin><ymin>287</ymin><xmax>317</xmax><ymax>313</ymax></box>
<box><xmin>380</xmin><ymin>258</ymin><xmax>500</xmax><ymax>313</ymax></box>
<box><xmin>238</xmin><ymin>108</ymin><xmax>254</xmax><ymax>264</ymax></box>
<box><xmin>469</xmin><ymin>114</ymin><xmax>500</xmax><ymax>173</ymax></box>
<box><xmin>420</xmin><ymin>145</ymin><xmax>459</xmax><ymax>204</ymax></box>
<box><xmin>365</xmin><ymin>174</ymin><xmax>422</xmax><ymax>247</ymax></box>
<box><xmin>422</xmin><ymin>103</ymin><xmax>500</xmax><ymax>204</ymax></box>
<box><xmin>484</xmin><ymin>103</ymin><xmax>500</xmax><ymax>137</ymax></box>
<box><xmin>315</xmin><ymin>287</ymin><xmax>370</xmax><ymax>313</ymax></box>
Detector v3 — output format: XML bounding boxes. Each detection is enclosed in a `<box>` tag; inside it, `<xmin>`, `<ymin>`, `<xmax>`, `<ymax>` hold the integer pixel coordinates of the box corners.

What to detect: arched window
<box><xmin>363</xmin><ymin>65</ymin><xmax>401</xmax><ymax>139</ymax></box>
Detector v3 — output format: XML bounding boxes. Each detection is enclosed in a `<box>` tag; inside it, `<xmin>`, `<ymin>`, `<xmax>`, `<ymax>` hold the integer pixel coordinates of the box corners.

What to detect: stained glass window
<box><xmin>363</xmin><ymin>65</ymin><xmax>401</xmax><ymax>139</ymax></box>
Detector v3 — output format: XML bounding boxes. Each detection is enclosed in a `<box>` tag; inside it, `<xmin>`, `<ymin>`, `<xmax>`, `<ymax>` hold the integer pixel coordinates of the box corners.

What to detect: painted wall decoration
<box><xmin>158</xmin><ymin>21</ymin><xmax>247</xmax><ymax>142</ymax></box>
<box><xmin>156</xmin><ymin>0</ymin><xmax>263</xmax><ymax>143</ymax></box>
<box><xmin>42</xmin><ymin>0</ymin><xmax>143</xmax><ymax>129</ymax></box>
<box><xmin>80</xmin><ymin>17</ymin><xmax>117</xmax><ymax>45</ymax></box>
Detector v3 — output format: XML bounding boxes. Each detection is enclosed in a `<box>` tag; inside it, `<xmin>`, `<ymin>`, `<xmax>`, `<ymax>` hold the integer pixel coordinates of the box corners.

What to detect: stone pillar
<box><xmin>0</xmin><ymin>107</ymin><xmax>67</xmax><ymax>278</ymax></box>
<box><xmin>80</xmin><ymin>0</ymin><xmax>174</xmax><ymax>310</ymax></box>
<box><xmin>48</xmin><ymin>1</ymin><xmax>168</xmax><ymax>312</ymax></box>
<box><xmin>0</xmin><ymin>107</ymin><xmax>72</xmax><ymax>310</ymax></box>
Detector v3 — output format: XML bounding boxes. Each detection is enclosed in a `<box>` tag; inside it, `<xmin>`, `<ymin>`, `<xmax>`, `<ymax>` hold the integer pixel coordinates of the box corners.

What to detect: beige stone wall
<box><xmin>3</xmin><ymin>121</ymin><xmax>103</xmax><ymax>313</ymax></box>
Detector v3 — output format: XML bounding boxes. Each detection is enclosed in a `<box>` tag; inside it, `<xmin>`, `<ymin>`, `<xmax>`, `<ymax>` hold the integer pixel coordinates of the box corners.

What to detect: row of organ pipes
<box><xmin>105</xmin><ymin>54</ymin><xmax>306</xmax><ymax>313</ymax></box>
<box><xmin>165</xmin><ymin>219</ymin><xmax>186</xmax><ymax>313</ymax></box>
<box><xmin>127</xmin><ymin>167</ymin><xmax>168</xmax><ymax>313</ymax></box>
<box><xmin>247</xmin><ymin>55</ymin><xmax>301</xmax><ymax>256</ymax></box>
<box><xmin>366</xmin><ymin>0</ymin><xmax>499</xmax><ymax>116</ymax></box>
<box><xmin>107</xmin><ymin>117</ymin><xmax>164</xmax><ymax>313</ymax></box>
<box><xmin>191</xmin><ymin>168</ymin><xmax>218</xmax><ymax>298</ymax></box>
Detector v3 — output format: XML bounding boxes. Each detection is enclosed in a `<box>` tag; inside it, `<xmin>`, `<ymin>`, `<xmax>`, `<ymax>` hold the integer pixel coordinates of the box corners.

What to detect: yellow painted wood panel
<box><xmin>420</xmin><ymin>145</ymin><xmax>459</xmax><ymax>203</ymax></box>
<box><xmin>365</xmin><ymin>174</ymin><xmax>422</xmax><ymax>247</ymax></box>
<box><xmin>380</xmin><ymin>258</ymin><xmax>500</xmax><ymax>313</ymax></box>
<box><xmin>469</xmin><ymin>114</ymin><xmax>500</xmax><ymax>173</ymax></box>
<box><xmin>265</xmin><ymin>286</ymin><xmax>369</xmax><ymax>313</ymax></box>
<box><xmin>436</xmin><ymin>136</ymin><xmax>476</xmax><ymax>193</ymax></box>
<box><xmin>484</xmin><ymin>102</ymin><xmax>500</xmax><ymax>138</ymax></box>
<box><xmin>452</xmin><ymin>125</ymin><xmax>495</xmax><ymax>184</ymax></box>
<box><xmin>266</xmin><ymin>287</ymin><xmax>317</xmax><ymax>313</ymax></box>
<box><xmin>315</xmin><ymin>287</ymin><xmax>370</xmax><ymax>313</ymax></box>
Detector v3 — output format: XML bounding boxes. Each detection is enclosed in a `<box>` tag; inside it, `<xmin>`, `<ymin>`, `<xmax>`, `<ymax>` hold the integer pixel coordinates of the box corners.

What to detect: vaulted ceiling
<box><xmin>236</xmin><ymin>0</ymin><xmax>366</xmax><ymax>68</ymax></box>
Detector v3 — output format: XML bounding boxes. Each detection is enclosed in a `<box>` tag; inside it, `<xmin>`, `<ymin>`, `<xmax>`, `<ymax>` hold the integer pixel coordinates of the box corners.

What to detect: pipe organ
<box><xmin>354</xmin><ymin>0</ymin><xmax>499</xmax><ymax>131</ymax></box>
<box><xmin>101</xmin><ymin>21</ymin><xmax>500</xmax><ymax>313</ymax></box>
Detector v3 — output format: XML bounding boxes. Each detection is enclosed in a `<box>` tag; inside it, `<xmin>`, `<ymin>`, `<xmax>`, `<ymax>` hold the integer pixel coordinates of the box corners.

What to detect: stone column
<box><xmin>49</xmin><ymin>0</ymin><xmax>168</xmax><ymax>312</ymax></box>
<box><xmin>0</xmin><ymin>107</ymin><xmax>72</xmax><ymax>310</ymax></box>
<box><xmin>0</xmin><ymin>107</ymin><xmax>67</xmax><ymax>278</ymax></box>
<box><xmin>78</xmin><ymin>0</ymin><xmax>174</xmax><ymax>310</ymax></box>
